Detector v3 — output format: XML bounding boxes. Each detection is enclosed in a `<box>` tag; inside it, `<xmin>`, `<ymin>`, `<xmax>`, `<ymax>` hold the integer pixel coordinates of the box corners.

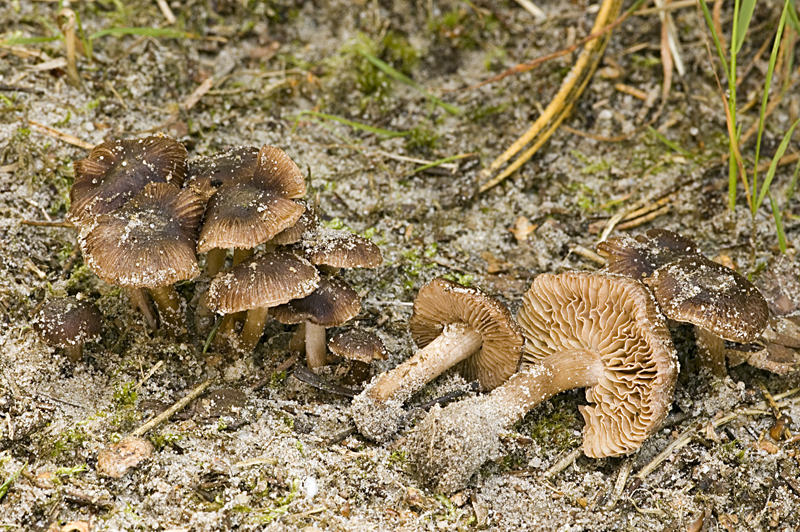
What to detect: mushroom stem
<box><xmin>408</xmin><ymin>349</ymin><xmax>604</xmax><ymax>493</ymax></box>
<box><xmin>128</xmin><ymin>288</ymin><xmax>158</xmax><ymax>330</ymax></box>
<box><xmin>305</xmin><ymin>322</ymin><xmax>328</xmax><ymax>369</ymax></box>
<box><xmin>205</xmin><ymin>248</ymin><xmax>228</xmax><ymax>277</ymax></box>
<box><xmin>64</xmin><ymin>345</ymin><xmax>83</xmax><ymax>362</ymax></box>
<box><xmin>370</xmin><ymin>323</ymin><xmax>483</xmax><ymax>404</ymax></box>
<box><xmin>148</xmin><ymin>286</ymin><xmax>185</xmax><ymax>338</ymax></box>
<box><xmin>232</xmin><ymin>248</ymin><xmax>254</xmax><ymax>267</ymax></box>
<box><xmin>694</xmin><ymin>326</ymin><xmax>727</xmax><ymax>378</ymax></box>
<box><xmin>239</xmin><ymin>307</ymin><xmax>270</xmax><ymax>352</ymax></box>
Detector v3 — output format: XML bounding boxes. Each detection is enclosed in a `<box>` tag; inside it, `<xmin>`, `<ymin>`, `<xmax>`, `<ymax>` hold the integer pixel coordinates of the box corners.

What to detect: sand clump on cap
<box><xmin>598</xmin><ymin>228</ymin><xmax>770</xmax><ymax>376</ymax></box>
<box><xmin>351</xmin><ymin>277</ymin><xmax>523</xmax><ymax>443</ymax></box>
<box><xmin>407</xmin><ymin>271</ymin><xmax>678</xmax><ymax>493</ymax></box>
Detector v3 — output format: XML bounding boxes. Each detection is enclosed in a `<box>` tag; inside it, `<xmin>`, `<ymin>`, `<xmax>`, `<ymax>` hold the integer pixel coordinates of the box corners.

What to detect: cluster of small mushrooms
<box><xmin>31</xmin><ymin>133</ymin><xmax>800</xmax><ymax>493</ymax></box>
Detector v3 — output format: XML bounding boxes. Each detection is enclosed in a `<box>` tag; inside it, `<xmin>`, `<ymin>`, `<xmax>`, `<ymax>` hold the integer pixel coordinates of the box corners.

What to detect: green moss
<box><xmin>113</xmin><ymin>381</ymin><xmax>138</xmax><ymax>408</ymax></box>
<box><xmin>405</xmin><ymin>125</ymin><xmax>440</xmax><ymax>155</ymax></box>
<box><xmin>387</xmin><ymin>449</ymin><xmax>407</xmax><ymax>468</ymax></box>
<box><xmin>150</xmin><ymin>431</ymin><xmax>182</xmax><ymax>450</ymax></box>
<box><xmin>527</xmin><ymin>403</ymin><xmax>579</xmax><ymax>452</ymax></box>
<box><xmin>441</xmin><ymin>272</ymin><xmax>474</xmax><ymax>286</ymax></box>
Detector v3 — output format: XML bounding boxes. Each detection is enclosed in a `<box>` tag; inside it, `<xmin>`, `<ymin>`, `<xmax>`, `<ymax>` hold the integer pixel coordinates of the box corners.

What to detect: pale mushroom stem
<box><xmin>694</xmin><ymin>326</ymin><xmax>727</xmax><ymax>378</ymax></box>
<box><xmin>369</xmin><ymin>323</ymin><xmax>483</xmax><ymax>404</ymax></box>
<box><xmin>128</xmin><ymin>288</ymin><xmax>158</xmax><ymax>330</ymax></box>
<box><xmin>232</xmin><ymin>248</ymin><xmax>254</xmax><ymax>267</ymax></box>
<box><xmin>486</xmin><ymin>349</ymin><xmax>605</xmax><ymax>427</ymax></box>
<box><xmin>305</xmin><ymin>322</ymin><xmax>328</xmax><ymax>369</ymax></box>
<box><xmin>148</xmin><ymin>286</ymin><xmax>185</xmax><ymax>338</ymax></box>
<box><xmin>205</xmin><ymin>248</ymin><xmax>228</xmax><ymax>277</ymax></box>
<box><xmin>239</xmin><ymin>307</ymin><xmax>270</xmax><ymax>353</ymax></box>
<box><xmin>65</xmin><ymin>345</ymin><xmax>83</xmax><ymax>362</ymax></box>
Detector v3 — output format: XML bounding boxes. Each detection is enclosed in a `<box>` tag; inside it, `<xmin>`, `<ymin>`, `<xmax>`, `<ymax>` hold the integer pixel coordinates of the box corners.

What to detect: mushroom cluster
<box><xmin>67</xmin><ymin>135</ymin><xmax>382</xmax><ymax>361</ymax></box>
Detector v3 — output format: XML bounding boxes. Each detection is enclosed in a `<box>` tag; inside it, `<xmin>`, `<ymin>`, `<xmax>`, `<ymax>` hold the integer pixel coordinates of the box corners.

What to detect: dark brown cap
<box><xmin>269</xmin><ymin>200</ymin><xmax>318</xmax><ymax>246</ymax></box>
<box><xmin>33</xmin><ymin>296</ymin><xmax>103</xmax><ymax>348</ymax></box>
<box><xmin>518</xmin><ymin>271</ymin><xmax>678</xmax><ymax>458</ymax></box>
<box><xmin>188</xmin><ymin>146</ymin><xmax>260</xmax><ymax>188</ymax></box>
<box><xmin>648</xmin><ymin>256</ymin><xmax>770</xmax><ymax>343</ymax></box>
<box><xmin>328</xmin><ymin>329</ymin><xmax>387</xmax><ymax>363</ymax></box>
<box><xmin>68</xmin><ymin>135</ymin><xmax>188</xmax><ymax>225</ymax></box>
<box><xmin>409</xmin><ymin>278</ymin><xmax>523</xmax><ymax>391</ymax></box>
<box><xmin>270</xmin><ymin>276</ymin><xmax>361</xmax><ymax>327</ymax></box>
<box><xmin>204</xmin><ymin>250</ymin><xmax>320</xmax><ymax>314</ymax></box>
<box><xmin>302</xmin><ymin>228</ymin><xmax>382</xmax><ymax>269</ymax></box>
<box><xmin>81</xmin><ymin>183</ymin><xmax>204</xmax><ymax>288</ymax></box>
<box><xmin>196</xmin><ymin>145</ymin><xmax>307</xmax><ymax>253</ymax></box>
<box><xmin>597</xmin><ymin>229</ymin><xmax>700</xmax><ymax>278</ymax></box>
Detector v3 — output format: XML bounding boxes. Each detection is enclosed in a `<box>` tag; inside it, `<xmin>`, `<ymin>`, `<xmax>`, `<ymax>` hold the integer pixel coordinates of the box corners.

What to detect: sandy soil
<box><xmin>2</xmin><ymin>0</ymin><xmax>800</xmax><ymax>530</ymax></box>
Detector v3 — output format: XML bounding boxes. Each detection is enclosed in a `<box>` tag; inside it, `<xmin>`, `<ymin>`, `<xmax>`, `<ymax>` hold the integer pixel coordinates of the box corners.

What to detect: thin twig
<box><xmin>27</xmin><ymin>120</ymin><xmax>93</xmax><ymax>150</ymax></box>
<box><xmin>131</xmin><ymin>380</ymin><xmax>212</xmax><ymax>437</ymax></box>
<box><xmin>540</xmin><ymin>447</ymin><xmax>582</xmax><ymax>480</ymax></box>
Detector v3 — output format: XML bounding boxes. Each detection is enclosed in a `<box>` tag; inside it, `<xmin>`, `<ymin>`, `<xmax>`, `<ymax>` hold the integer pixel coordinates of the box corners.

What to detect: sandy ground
<box><xmin>2</xmin><ymin>0</ymin><xmax>800</xmax><ymax>530</ymax></box>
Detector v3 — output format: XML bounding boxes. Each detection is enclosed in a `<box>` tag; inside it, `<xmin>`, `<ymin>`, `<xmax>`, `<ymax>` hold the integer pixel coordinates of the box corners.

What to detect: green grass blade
<box><xmin>356</xmin><ymin>48</ymin><xmax>461</xmax><ymax>115</ymax></box>
<box><xmin>787</xmin><ymin>0</ymin><xmax>800</xmax><ymax>34</ymax></box>
<box><xmin>756</xmin><ymin>115</ymin><xmax>800</xmax><ymax>211</ymax></box>
<box><xmin>698</xmin><ymin>0</ymin><xmax>730</xmax><ymax>73</ymax></box>
<box><xmin>752</xmin><ymin>0</ymin><xmax>790</xmax><ymax>214</ymax></box>
<box><xmin>786</xmin><ymin>157</ymin><xmax>800</xmax><ymax>199</ymax></box>
<box><xmin>769</xmin><ymin>195</ymin><xmax>787</xmax><ymax>253</ymax></box>
<box><xmin>733</xmin><ymin>0</ymin><xmax>757</xmax><ymax>54</ymax></box>
<box><xmin>89</xmin><ymin>27</ymin><xmax>199</xmax><ymax>41</ymax></box>
<box><xmin>0</xmin><ymin>36</ymin><xmax>61</xmax><ymax>46</ymax></box>
<box><xmin>0</xmin><ymin>462</ymin><xmax>26</xmax><ymax>501</ymax></box>
<box><xmin>293</xmin><ymin>110</ymin><xmax>409</xmax><ymax>138</ymax></box>
<box><xmin>648</xmin><ymin>127</ymin><xmax>693</xmax><ymax>157</ymax></box>
<box><xmin>407</xmin><ymin>153</ymin><xmax>475</xmax><ymax>176</ymax></box>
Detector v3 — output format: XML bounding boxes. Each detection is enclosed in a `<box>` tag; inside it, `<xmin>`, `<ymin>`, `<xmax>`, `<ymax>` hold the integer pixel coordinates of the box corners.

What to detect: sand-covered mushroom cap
<box><xmin>68</xmin><ymin>135</ymin><xmax>188</xmax><ymax>225</ymax></box>
<box><xmin>196</xmin><ymin>145</ymin><xmax>306</xmax><ymax>253</ymax></box>
<box><xmin>269</xmin><ymin>200</ymin><xmax>317</xmax><ymax>246</ymax></box>
<box><xmin>302</xmin><ymin>227</ymin><xmax>382</xmax><ymax>269</ymax></box>
<box><xmin>188</xmin><ymin>146</ymin><xmax>260</xmax><ymax>187</ymax></box>
<box><xmin>328</xmin><ymin>329</ymin><xmax>387</xmax><ymax>364</ymax></box>
<box><xmin>270</xmin><ymin>276</ymin><xmax>361</xmax><ymax>327</ymax></box>
<box><xmin>649</xmin><ymin>256</ymin><xmax>770</xmax><ymax>344</ymax></box>
<box><xmin>411</xmin><ymin>277</ymin><xmax>522</xmax><ymax>390</ymax></box>
<box><xmin>81</xmin><ymin>183</ymin><xmax>204</xmax><ymax>288</ymax></box>
<box><xmin>597</xmin><ymin>228</ymin><xmax>701</xmax><ymax>278</ymax></box>
<box><xmin>519</xmin><ymin>271</ymin><xmax>678</xmax><ymax>457</ymax></box>
<box><xmin>204</xmin><ymin>250</ymin><xmax>320</xmax><ymax>314</ymax></box>
<box><xmin>33</xmin><ymin>296</ymin><xmax>103</xmax><ymax>348</ymax></box>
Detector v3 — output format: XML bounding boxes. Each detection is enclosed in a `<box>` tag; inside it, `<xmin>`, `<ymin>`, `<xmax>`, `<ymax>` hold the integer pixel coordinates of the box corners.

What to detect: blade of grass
<box><xmin>786</xmin><ymin>157</ymin><xmax>800</xmax><ymax>199</ymax></box>
<box><xmin>648</xmin><ymin>126</ymin><xmax>692</xmax><ymax>157</ymax></box>
<box><xmin>0</xmin><ymin>462</ymin><xmax>26</xmax><ymax>501</ymax></box>
<box><xmin>88</xmin><ymin>27</ymin><xmax>199</xmax><ymax>40</ymax></box>
<box><xmin>733</xmin><ymin>0</ymin><xmax>757</xmax><ymax>54</ymax></box>
<box><xmin>752</xmin><ymin>0</ymin><xmax>790</xmax><ymax>215</ymax></box>
<box><xmin>755</xmin><ymin>115</ymin><xmax>800</xmax><ymax>211</ymax></box>
<box><xmin>698</xmin><ymin>0</ymin><xmax>730</xmax><ymax>73</ymax></box>
<box><xmin>356</xmin><ymin>48</ymin><xmax>461</xmax><ymax>115</ymax></box>
<box><xmin>292</xmin><ymin>110</ymin><xmax>409</xmax><ymax>138</ymax></box>
<box><xmin>787</xmin><ymin>0</ymin><xmax>800</xmax><ymax>34</ymax></box>
<box><xmin>407</xmin><ymin>153</ymin><xmax>475</xmax><ymax>176</ymax></box>
<box><xmin>769</xmin><ymin>195</ymin><xmax>787</xmax><ymax>253</ymax></box>
<box><xmin>0</xmin><ymin>36</ymin><xmax>61</xmax><ymax>46</ymax></box>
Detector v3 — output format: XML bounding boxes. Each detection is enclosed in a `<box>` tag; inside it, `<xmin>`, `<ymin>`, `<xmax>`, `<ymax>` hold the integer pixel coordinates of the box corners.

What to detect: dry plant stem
<box><xmin>694</xmin><ymin>326</ymin><xmax>727</xmax><ymax>378</ymax></box>
<box><xmin>369</xmin><ymin>323</ymin><xmax>482</xmax><ymax>404</ymax></box>
<box><xmin>305</xmin><ymin>322</ymin><xmax>328</xmax><ymax>369</ymax></box>
<box><xmin>58</xmin><ymin>9</ymin><xmax>80</xmax><ymax>87</ymax></box>
<box><xmin>131</xmin><ymin>379</ymin><xmax>212</xmax><ymax>437</ymax></box>
<box><xmin>64</xmin><ymin>345</ymin><xmax>82</xmax><ymax>363</ymax></box>
<box><xmin>128</xmin><ymin>288</ymin><xmax>158</xmax><ymax>330</ymax></box>
<box><xmin>149</xmin><ymin>286</ymin><xmax>185</xmax><ymax>338</ymax></box>
<box><xmin>239</xmin><ymin>307</ymin><xmax>270</xmax><ymax>353</ymax></box>
<box><xmin>205</xmin><ymin>249</ymin><xmax>227</xmax><ymax>277</ymax></box>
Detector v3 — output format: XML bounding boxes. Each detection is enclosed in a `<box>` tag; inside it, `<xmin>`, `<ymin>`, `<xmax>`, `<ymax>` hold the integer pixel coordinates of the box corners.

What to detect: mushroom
<box><xmin>80</xmin><ymin>182</ymin><xmax>205</xmax><ymax>337</ymax></box>
<box><xmin>32</xmin><ymin>296</ymin><xmax>103</xmax><ymax>362</ymax></box>
<box><xmin>328</xmin><ymin>328</ymin><xmax>387</xmax><ymax>384</ymax></box>
<box><xmin>350</xmin><ymin>277</ymin><xmax>523</xmax><ymax>443</ymax></box>
<box><xmin>196</xmin><ymin>145</ymin><xmax>306</xmax><ymax>272</ymax></box>
<box><xmin>407</xmin><ymin>271</ymin><xmax>678</xmax><ymax>493</ymax></box>
<box><xmin>301</xmin><ymin>226</ymin><xmax>382</xmax><ymax>275</ymax></box>
<box><xmin>270</xmin><ymin>276</ymin><xmax>362</xmax><ymax>368</ymax></box>
<box><xmin>204</xmin><ymin>250</ymin><xmax>320</xmax><ymax>353</ymax></box>
<box><xmin>68</xmin><ymin>134</ymin><xmax>188</xmax><ymax>226</ymax></box>
<box><xmin>598</xmin><ymin>229</ymin><xmax>769</xmax><ymax>376</ymax></box>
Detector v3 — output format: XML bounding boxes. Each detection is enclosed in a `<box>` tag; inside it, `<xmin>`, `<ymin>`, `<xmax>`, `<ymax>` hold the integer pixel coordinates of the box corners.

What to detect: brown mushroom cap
<box><xmin>270</xmin><ymin>276</ymin><xmax>361</xmax><ymax>327</ymax></box>
<box><xmin>68</xmin><ymin>135</ymin><xmax>188</xmax><ymax>225</ymax></box>
<box><xmin>204</xmin><ymin>250</ymin><xmax>320</xmax><ymax>314</ymax></box>
<box><xmin>188</xmin><ymin>146</ymin><xmax>260</xmax><ymax>186</ymax></box>
<box><xmin>410</xmin><ymin>278</ymin><xmax>522</xmax><ymax>391</ymax></box>
<box><xmin>518</xmin><ymin>271</ymin><xmax>678</xmax><ymax>457</ymax></box>
<box><xmin>649</xmin><ymin>256</ymin><xmax>770</xmax><ymax>343</ymax></box>
<box><xmin>196</xmin><ymin>145</ymin><xmax>306</xmax><ymax>253</ymax></box>
<box><xmin>597</xmin><ymin>228</ymin><xmax>701</xmax><ymax>278</ymax></box>
<box><xmin>33</xmin><ymin>296</ymin><xmax>103</xmax><ymax>348</ymax></box>
<box><xmin>81</xmin><ymin>183</ymin><xmax>204</xmax><ymax>288</ymax></box>
<box><xmin>302</xmin><ymin>227</ymin><xmax>382</xmax><ymax>269</ymax></box>
<box><xmin>269</xmin><ymin>200</ymin><xmax>318</xmax><ymax>246</ymax></box>
<box><xmin>328</xmin><ymin>329</ymin><xmax>387</xmax><ymax>363</ymax></box>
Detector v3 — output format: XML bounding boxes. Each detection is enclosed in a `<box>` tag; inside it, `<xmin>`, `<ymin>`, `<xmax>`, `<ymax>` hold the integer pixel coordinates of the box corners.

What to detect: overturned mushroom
<box><xmin>350</xmin><ymin>278</ymin><xmax>523</xmax><ymax>443</ymax></box>
<box><xmin>81</xmin><ymin>183</ymin><xmax>205</xmax><ymax>336</ymax></box>
<box><xmin>33</xmin><ymin>296</ymin><xmax>103</xmax><ymax>362</ymax></box>
<box><xmin>407</xmin><ymin>271</ymin><xmax>678</xmax><ymax>493</ymax></box>
<box><xmin>599</xmin><ymin>229</ymin><xmax>769</xmax><ymax>376</ymax></box>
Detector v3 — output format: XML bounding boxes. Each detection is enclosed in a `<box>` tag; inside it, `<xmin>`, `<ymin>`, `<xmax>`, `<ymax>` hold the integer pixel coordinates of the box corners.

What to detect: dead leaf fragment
<box><xmin>61</xmin><ymin>522</ymin><xmax>90</xmax><ymax>532</ymax></box>
<box><xmin>480</xmin><ymin>251</ymin><xmax>512</xmax><ymax>274</ymax></box>
<box><xmin>96</xmin><ymin>436</ymin><xmax>154</xmax><ymax>478</ymax></box>
<box><xmin>508</xmin><ymin>216</ymin><xmax>537</xmax><ymax>242</ymax></box>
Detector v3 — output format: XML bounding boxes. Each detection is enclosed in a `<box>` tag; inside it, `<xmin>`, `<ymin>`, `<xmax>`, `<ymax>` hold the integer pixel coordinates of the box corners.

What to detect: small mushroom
<box><xmin>196</xmin><ymin>145</ymin><xmax>306</xmax><ymax>272</ymax></box>
<box><xmin>270</xmin><ymin>276</ymin><xmax>362</xmax><ymax>368</ymax></box>
<box><xmin>407</xmin><ymin>271</ymin><xmax>678</xmax><ymax>493</ymax></box>
<box><xmin>328</xmin><ymin>328</ymin><xmax>387</xmax><ymax>384</ymax></box>
<box><xmin>68</xmin><ymin>134</ymin><xmax>188</xmax><ymax>226</ymax></box>
<box><xmin>80</xmin><ymin>182</ymin><xmax>205</xmax><ymax>337</ymax></box>
<box><xmin>32</xmin><ymin>296</ymin><xmax>103</xmax><ymax>362</ymax></box>
<box><xmin>350</xmin><ymin>278</ymin><xmax>523</xmax><ymax>443</ymax></box>
<box><xmin>599</xmin><ymin>229</ymin><xmax>769</xmax><ymax>376</ymax></box>
<box><xmin>204</xmin><ymin>250</ymin><xmax>320</xmax><ymax>353</ymax></box>
<box><xmin>301</xmin><ymin>226</ymin><xmax>382</xmax><ymax>275</ymax></box>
